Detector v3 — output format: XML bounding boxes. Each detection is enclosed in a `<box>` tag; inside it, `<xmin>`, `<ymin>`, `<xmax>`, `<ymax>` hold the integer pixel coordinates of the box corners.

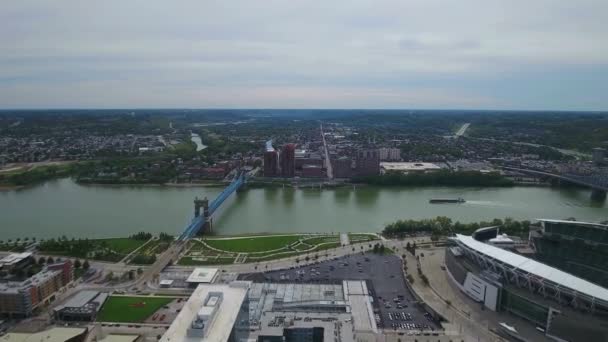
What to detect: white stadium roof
<box><xmin>454</xmin><ymin>234</ymin><xmax>608</xmax><ymax>303</ymax></box>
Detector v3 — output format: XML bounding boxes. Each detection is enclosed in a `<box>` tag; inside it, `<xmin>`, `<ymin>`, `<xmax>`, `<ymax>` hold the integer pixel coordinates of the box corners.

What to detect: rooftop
<box><xmin>161</xmin><ymin>281</ymin><xmax>250</xmax><ymax>342</ymax></box>
<box><xmin>0</xmin><ymin>252</ymin><xmax>32</xmax><ymax>267</ymax></box>
<box><xmin>380</xmin><ymin>162</ymin><xmax>442</xmax><ymax>172</ymax></box>
<box><xmin>186</xmin><ymin>268</ymin><xmax>219</xmax><ymax>284</ymax></box>
<box><xmin>98</xmin><ymin>335</ymin><xmax>139</xmax><ymax>342</ymax></box>
<box><xmin>454</xmin><ymin>234</ymin><xmax>608</xmax><ymax>303</ymax></box>
<box><xmin>0</xmin><ymin>327</ymin><xmax>86</xmax><ymax>342</ymax></box>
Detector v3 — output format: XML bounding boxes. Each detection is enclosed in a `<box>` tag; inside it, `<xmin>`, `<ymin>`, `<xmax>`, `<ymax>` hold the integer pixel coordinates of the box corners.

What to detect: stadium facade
<box><xmin>446</xmin><ymin>233</ymin><xmax>608</xmax><ymax>341</ymax></box>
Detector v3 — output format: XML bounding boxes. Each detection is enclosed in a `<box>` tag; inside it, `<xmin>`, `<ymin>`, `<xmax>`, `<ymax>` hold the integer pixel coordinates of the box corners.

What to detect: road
<box><xmin>137</xmin><ymin>242</ymin><xmax>186</xmax><ymax>289</ymax></box>
<box><xmin>455</xmin><ymin>123</ymin><xmax>470</xmax><ymax>137</ymax></box>
<box><xmin>320</xmin><ymin>123</ymin><xmax>333</xmax><ymax>179</ymax></box>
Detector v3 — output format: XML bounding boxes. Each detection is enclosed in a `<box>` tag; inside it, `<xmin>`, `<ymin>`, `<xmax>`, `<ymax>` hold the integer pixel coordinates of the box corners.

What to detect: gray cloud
<box><xmin>1</xmin><ymin>0</ymin><xmax>607</xmax><ymax>109</ymax></box>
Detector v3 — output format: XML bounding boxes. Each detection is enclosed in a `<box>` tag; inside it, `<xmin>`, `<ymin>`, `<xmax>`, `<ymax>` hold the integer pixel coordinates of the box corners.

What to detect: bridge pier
<box><xmin>591</xmin><ymin>189</ymin><xmax>607</xmax><ymax>202</ymax></box>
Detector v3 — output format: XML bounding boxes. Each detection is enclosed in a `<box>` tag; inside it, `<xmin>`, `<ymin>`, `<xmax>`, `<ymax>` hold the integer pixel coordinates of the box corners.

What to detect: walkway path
<box><xmin>340</xmin><ymin>233</ymin><xmax>350</xmax><ymax>246</ymax></box>
<box><xmin>118</xmin><ymin>237</ymin><xmax>155</xmax><ymax>264</ymax></box>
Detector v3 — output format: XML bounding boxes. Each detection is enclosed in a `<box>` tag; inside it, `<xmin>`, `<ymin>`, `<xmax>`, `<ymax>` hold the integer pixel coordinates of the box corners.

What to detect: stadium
<box><xmin>445</xmin><ymin>222</ymin><xmax>608</xmax><ymax>341</ymax></box>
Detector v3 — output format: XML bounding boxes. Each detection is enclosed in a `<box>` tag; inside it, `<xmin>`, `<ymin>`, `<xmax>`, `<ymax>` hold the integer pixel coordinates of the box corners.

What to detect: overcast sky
<box><xmin>1</xmin><ymin>0</ymin><xmax>607</xmax><ymax>110</ymax></box>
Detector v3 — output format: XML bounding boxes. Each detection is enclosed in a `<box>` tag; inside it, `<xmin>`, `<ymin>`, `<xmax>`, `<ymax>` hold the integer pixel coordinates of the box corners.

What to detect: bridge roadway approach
<box><xmin>137</xmin><ymin>172</ymin><xmax>247</xmax><ymax>289</ymax></box>
<box><xmin>502</xmin><ymin>166</ymin><xmax>608</xmax><ymax>200</ymax></box>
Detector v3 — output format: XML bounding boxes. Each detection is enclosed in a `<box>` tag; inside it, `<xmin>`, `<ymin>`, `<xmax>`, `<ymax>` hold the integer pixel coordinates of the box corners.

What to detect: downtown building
<box><xmin>378</xmin><ymin>147</ymin><xmax>401</xmax><ymax>161</ymax></box>
<box><xmin>0</xmin><ymin>259</ymin><xmax>73</xmax><ymax>317</ymax></box>
<box><xmin>355</xmin><ymin>149</ymin><xmax>380</xmax><ymax>177</ymax></box>
<box><xmin>162</xmin><ymin>280</ymin><xmax>378</xmax><ymax>342</ymax></box>
<box><xmin>263</xmin><ymin>141</ymin><xmax>280</xmax><ymax>177</ymax></box>
<box><xmin>280</xmin><ymin>143</ymin><xmax>296</xmax><ymax>178</ymax></box>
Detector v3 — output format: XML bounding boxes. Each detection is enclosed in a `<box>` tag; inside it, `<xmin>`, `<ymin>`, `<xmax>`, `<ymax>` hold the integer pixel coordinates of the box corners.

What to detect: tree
<box><xmin>82</xmin><ymin>260</ymin><xmax>90</xmax><ymax>270</ymax></box>
<box><xmin>128</xmin><ymin>270</ymin><xmax>135</xmax><ymax>280</ymax></box>
<box><xmin>74</xmin><ymin>259</ymin><xmax>82</xmax><ymax>269</ymax></box>
<box><xmin>137</xmin><ymin>267</ymin><xmax>143</xmax><ymax>275</ymax></box>
<box><xmin>38</xmin><ymin>257</ymin><xmax>46</xmax><ymax>265</ymax></box>
<box><xmin>47</xmin><ymin>256</ymin><xmax>54</xmax><ymax>264</ymax></box>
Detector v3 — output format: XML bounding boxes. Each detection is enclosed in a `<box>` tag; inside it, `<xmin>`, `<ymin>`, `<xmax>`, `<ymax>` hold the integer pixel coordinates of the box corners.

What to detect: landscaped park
<box><xmin>178</xmin><ymin>233</ymin><xmax>379</xmax><ymax>265</ymax></box>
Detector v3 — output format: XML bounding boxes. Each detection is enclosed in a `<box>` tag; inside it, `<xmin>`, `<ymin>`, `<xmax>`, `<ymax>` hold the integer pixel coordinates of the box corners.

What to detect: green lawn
<box><xmin>97</xmin><ymin>296</ymin><xmax>174</xmax><ymax>323</ymax></box>
<box><xmin>302</xmin><ymin>236</ymin><xmax>339</xmax><ymax>246</ymax></box>
<box><xmin>97</xmin><ymin>238</ymin><xmax>147</xmax><ymax>254</ymax></box>
<box><xmin>204</xmin><ymin>235</ymin><xmax>303</xmax><ymax>253</ymax></box>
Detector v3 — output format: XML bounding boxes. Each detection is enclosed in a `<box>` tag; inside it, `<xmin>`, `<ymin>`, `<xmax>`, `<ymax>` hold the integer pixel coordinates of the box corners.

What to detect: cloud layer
<box><xmin>1</xmin><ymin>0</ymin><xmax>607</xmax><ymax>110</ymax></box>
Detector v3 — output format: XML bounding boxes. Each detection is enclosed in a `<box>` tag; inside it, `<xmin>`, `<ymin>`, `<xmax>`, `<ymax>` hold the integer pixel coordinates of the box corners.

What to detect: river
<box><xmin>190</xmin><ymin>133</ymin><xmax>206</xmax><ymax>151</ymax></box>
<box><xmin>0</xmin><ymin>179</ymin><xmax>606</xmax><ymax>240</ymax></box>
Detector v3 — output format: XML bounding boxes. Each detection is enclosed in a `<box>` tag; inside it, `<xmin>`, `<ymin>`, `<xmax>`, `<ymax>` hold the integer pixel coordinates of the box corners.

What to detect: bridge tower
<box><xmin>194</xmin><ymin>197</ymin><xmax>212</xmax><ymax>234</ymax></box>
<box><xmin>591</xmin><ymin>189</ymin><xmax>607</xmax><ymax>202</ymax></box>
<box><xmin>194</xmin><ymin>197</ymin><xmax>208</xmax><ymax>218</ymax></box>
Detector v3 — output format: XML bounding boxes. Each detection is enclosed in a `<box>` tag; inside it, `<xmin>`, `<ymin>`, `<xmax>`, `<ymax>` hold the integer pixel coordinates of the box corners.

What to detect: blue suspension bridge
<box><xmin>178</xmin><ymin>171</ymin><xmax>247</xmax><ymax>240</ymax></box>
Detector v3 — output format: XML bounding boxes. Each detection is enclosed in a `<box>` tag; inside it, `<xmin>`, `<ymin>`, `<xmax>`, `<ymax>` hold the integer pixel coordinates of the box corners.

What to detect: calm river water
<box><xmin>0</xmin><ymin>179</ymin><xmax>606</xmax><ymax>239</ymax></box>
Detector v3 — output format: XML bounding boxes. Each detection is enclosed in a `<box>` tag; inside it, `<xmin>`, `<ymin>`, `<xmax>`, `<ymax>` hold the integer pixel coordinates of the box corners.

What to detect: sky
<box><xmin>1</xmin><ymin>0</ymin><xmax>607</xmax><ymax>110</ymax></box>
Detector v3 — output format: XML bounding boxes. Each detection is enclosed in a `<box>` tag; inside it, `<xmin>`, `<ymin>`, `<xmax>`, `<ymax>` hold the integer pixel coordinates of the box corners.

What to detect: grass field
<box><xmin>97</xmin><ymin>238</ymin><xmax>147</xmax><ymax>254</ymax></box>
<box><xmin>97</xmin><ymin>296</ymin><xmax>174</xmax><ymax>323</ymax></box>
<box><xmin>204</xmin><ymin>235</ymin><xmax>303</xmax><ymax>253</ymax></box>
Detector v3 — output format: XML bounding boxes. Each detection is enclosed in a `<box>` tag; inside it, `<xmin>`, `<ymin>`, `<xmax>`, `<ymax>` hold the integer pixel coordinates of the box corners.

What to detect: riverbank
<box><xmin>77</xmin><ymin>180</ymin><xmax>225</xmax><ymax>188</ymax></box>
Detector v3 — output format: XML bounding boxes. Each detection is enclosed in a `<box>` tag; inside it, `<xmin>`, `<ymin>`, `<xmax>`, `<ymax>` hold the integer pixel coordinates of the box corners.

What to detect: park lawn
<box><xmin>301</xmin><ymin>236</ymin><xmax>339</xmax><ymax>246</ymax></box>
<box><xmin>97</xmin><ymin>238</ymin><xmax>147</xmax><ymax>254</ymax></box>
<box><xmin>204</xmin><ymin>235</ymin><xmax>303</xmax><ymax>253</ymax></box>
<box><xmin>97</xmin><ymin>296</ymin><xmax>174</xmax><ymax>323</ymax></box>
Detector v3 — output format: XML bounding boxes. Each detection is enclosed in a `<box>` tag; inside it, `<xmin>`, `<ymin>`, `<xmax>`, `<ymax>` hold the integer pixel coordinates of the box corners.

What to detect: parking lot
<box><xmin>240</xmin><ymin>253</ymin><xmax>440</xmax><ymax>331</ymax></box>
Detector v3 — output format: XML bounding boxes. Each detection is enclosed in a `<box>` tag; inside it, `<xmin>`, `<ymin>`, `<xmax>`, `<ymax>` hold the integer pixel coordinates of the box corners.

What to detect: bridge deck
<box><xmin>502</xmin><ymin>166</ymin><xmax>608</xmax><ymax>191</ymax></box>
<box><xmin>178</xmin><ymin>173</ymin><xmax>245</xmax><ymax>240</ymax></box>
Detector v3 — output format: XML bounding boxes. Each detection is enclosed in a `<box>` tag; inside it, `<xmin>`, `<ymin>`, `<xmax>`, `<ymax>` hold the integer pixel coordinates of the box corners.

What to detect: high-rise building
<box><xmin>355</xmin><ymin>149</ymin><xmax>380</xmax><ymax>177</ymax></box>
<box><xmin>280</xmin><ymin>144</ymin><xmax>296</xmax><ymax>178</ymax></box>
<box><xmin>263</xmin><ymin>141</ymin><xmax>279</xmax><ymax>177</ymax></box>
<box><xmin>592</xmin><ymin>147</ymin><xmax>606</xmax><ymax>165</ymax></box>
<box><xmin>378</xmin><ymin>147</ymin><xmax>401</xmax><ymax>161</ymax></box>
<box><xmin>333</xmin><ymin>157</ymin><xmax>354</xmax><ymax>178</ymax></box>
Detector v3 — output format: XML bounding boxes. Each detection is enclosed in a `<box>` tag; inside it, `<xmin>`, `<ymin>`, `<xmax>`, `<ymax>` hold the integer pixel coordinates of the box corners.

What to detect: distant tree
<box><xmin>38</xmin><ymin>257</ymin><xmax>46</xmax><ymax>265</ymax></box>
<box><xmin>128</xmin><ymin>270</ymin><xmax>135</xmax><ymax>280</ymax></box>
<box><xmin>83</xmin><ymin>260</ymin><xmax>90</xmax><ymax>270</ymax></box>
<box><xmin>137</xmin><ymin>267</ymin><xmax>143</xmax><ymax>275</ymax></box>
<box><xmin>74</xmin><ymin>259</ymin><xmax>82</xmax><ymax>269</ymax></box>
<box><xmin>47</xmin><ymin>256</ymin><xmax>54</xmax><ymax>264</ymax></box>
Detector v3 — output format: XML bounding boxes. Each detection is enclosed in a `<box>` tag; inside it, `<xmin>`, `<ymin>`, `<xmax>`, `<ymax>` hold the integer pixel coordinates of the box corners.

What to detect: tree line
<box><xmin>382</xmin><ymin>216</ymin><xmax>532</xmax><ymax>238</ymax></box>
<box><xmin>354</xmin><ymin>170</ymin><xmax>514</xmax><ymax>187</ymax></box>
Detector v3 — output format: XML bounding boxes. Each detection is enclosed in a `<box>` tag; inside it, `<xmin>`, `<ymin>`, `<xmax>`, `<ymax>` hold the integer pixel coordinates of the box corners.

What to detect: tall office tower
<box><xmin>592</xmin><ymin>147</ymin><xmax>606</xmax><ymax>165</ymax></box>
<box><xmin>355</xmin><ymin>149</ymin><xmax>380</xmax><ymax>177</ymax></box>
<box><xmin>280</xmin><ymin>144</ymin><xmax>296</xmax><ymax>177</ymax></box>
<box><xmin>263</xmin><ymin>141</ymin><xmax>280</xmax><ymax>177</ymax></box>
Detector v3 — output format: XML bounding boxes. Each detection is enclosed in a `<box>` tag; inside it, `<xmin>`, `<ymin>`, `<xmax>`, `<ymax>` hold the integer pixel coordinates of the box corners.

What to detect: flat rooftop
<box><xmin>161</xmin><ymin>281</ymin><xmax>250</xmax><ymax>342</ymax></box>
<box><xmin>0</xmin><ymin>252</ymin><xmax>32</xmax><ymax>267</ymax></box>
<box><xmin>380</xmin><ymin>162</ymin><xmax>441</xmax><ymax>172</ymax></box>
<box><xmin>186</xmin><ymin>268</ymin><xmax>219</xmax><ymax>284</ymax></box>
<box><xmin>1</xmin><ymin>327</ymin><xmax>86</xmax><ymax>342</ymax></box>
